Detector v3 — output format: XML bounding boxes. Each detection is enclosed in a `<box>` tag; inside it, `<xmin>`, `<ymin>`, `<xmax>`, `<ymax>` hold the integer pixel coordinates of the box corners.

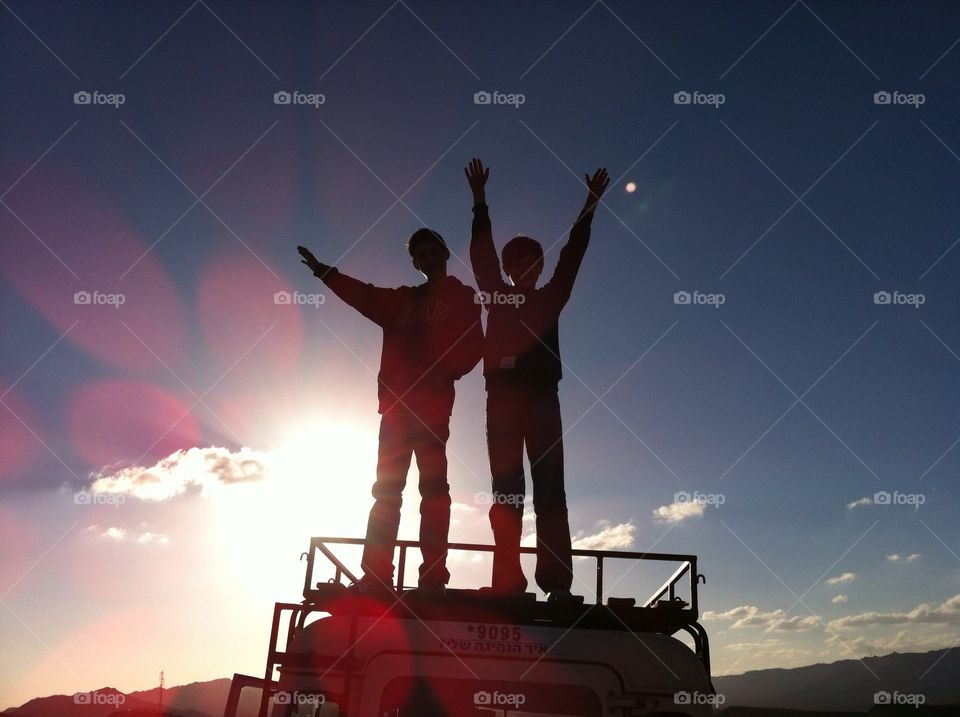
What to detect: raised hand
<box><xmin>297</xmin><ymin>245</ymin><xmax>331</xmax><ymax>278</ymax></box>
<box><xmin>464</xmin><ymin>157</ymin><xmax>489</xmax><ymax>204</ymax></box>
<box><xmin>584</xmin><ymin>168</ymin><xmax>610</xmax><ymax>208</ymax></box>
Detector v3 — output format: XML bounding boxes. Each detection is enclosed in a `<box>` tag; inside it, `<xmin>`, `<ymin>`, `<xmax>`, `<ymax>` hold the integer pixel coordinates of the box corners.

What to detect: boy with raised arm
<box><xmin>298</xmin><ymin>230</ymin><xmax>483</xmax><ymax>596</ymax></box>
<box><xmin>465</xmin><ymin>158</ymin><xmax>609</xmax><ymax>601</ymax></box>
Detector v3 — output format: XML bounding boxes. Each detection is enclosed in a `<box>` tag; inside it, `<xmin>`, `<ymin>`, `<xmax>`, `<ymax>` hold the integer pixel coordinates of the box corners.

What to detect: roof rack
<box><xmin>302</xmin><ymin>535</ymin><xmax>704</xmax><ymax>616</ymax></box>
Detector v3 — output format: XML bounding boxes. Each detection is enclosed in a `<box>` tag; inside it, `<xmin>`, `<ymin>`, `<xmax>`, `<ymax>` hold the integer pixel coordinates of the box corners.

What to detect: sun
<box><xmin>212</xmin><ymin>416</ymin><xmax>379</xmax><ymax>597</ymax></box>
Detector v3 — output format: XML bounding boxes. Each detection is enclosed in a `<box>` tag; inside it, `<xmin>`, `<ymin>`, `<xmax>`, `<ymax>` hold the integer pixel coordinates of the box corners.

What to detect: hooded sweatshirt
<box><xmin>320</xmin><ymin>270</ymin><xmax>483</xmax><ymax>418</ymax></box>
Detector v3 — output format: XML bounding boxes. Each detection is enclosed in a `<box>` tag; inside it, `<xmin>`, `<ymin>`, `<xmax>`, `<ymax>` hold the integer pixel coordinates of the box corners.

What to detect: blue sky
<box><xmin>2</xmin><ymin>0</ymin><xmax>960</xmax><ymax>707</ymax></box>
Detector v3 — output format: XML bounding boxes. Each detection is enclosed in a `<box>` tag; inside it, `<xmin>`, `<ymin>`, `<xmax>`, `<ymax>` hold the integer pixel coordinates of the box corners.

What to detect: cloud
<box><xmin>775</xmin><ymin>616</ymin><xmax>821</xmax><ymax>631</ymax></box>
<box><xmin>88</xmin><ymin>446</ymin><xmax>270</xmax><ymax>501</ymax></box>
<box><xmin>704</xmin><ymin>605</ymin><xmax>759</xmax><ymax>621</ymax></box>
<box><xmin>99</xmin><ymin>526</ymin><xmax>127</xmax><ymax>541</ymax></box>
<box><xmin>520</xmin><ymin>518</ymin><xmax>637</xmax><ymax>551</ymax></box>
<box><xmin>726</xmin><ymin>638</ymin><xmax>784</xmax><ymax>650</ymax></box>
<box><xmin>703</xmin><ymin>605</ymin><xmax>819</xmax><ymax>631</ymax></box>
<box><xmin>825</xmin><ymin>572</ymin><xmax>856</xmax><ymax>586</ymax></box>
<box><xmin>847</xmin><ymin>497</ymin><xmax>872</xmax><ymax>509</ymax></box>
<box><xmin>653</xmin><ymin>500</ymin><xmax>707</xmax><ymax>524</ymax></box>
<box><xmin>450</xmin><ymin>501</ymin><xmax>477</xmax><ymax>526</ymax></box>
<box><xmin>886</xmin><ymin>553</ymin><xmax>921</xmax><ymax>562</ymax></box>
<box><xmin>825</xmin><ymin>628</ymin><xmax>960</xmax><ymax>658</ymax></box>
<box><xmin>136</xmin><ymin>532</ymin><xmax>170</xmax><ymax>545</ymax></box>
<box><xmin>832</xmin><ymin>594</ymin><xmax>848</xmax><ymax>604</ymax></box>
<box><xmin>828</xmin><ymin>594</ymin><xmax>960</xmax><ymax>630</ymax></box>
<box><xmin>572</xmin><ymin>520</ymin><xmax>635</xmax><ymax>550</ymax></box>
<box><xmin>86</xmin><ymin>524</ymin><xmax>170</xmax><ymax>545</ymax></box>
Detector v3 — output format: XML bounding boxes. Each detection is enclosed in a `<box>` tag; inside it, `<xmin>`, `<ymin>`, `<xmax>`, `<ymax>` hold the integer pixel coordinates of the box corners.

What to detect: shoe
<box><xmin>547</xmin><ymin>589</ymin><xmax>582</xmax><ymax>605</ymax></box>
<box><xmin>347</xmin><ymin>575</ymin><xmax>395</xmax><ymax>597</ymax></box>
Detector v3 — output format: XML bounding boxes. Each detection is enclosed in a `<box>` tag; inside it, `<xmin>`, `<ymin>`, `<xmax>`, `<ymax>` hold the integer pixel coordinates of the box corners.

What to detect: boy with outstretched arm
<box><xmin>298</xmin><ymin>229</ymin><xmax>483</xmax><ymax>596</ymax></box>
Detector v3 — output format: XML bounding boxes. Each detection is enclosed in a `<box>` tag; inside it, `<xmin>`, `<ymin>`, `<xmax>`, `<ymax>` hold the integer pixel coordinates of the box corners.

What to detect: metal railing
<box><xmin>301</xmin><ymin>536</ymin><xmax>703</xmax><ymax>614</ymax></box>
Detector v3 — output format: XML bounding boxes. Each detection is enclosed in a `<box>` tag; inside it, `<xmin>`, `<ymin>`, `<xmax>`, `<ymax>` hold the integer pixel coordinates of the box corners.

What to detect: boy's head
<box><xmin>407</xmin><ymin>228</ymin><xmax>450</xmax><ymax>281</ymax></box>
<box><xmin>502</xmin><ymin>235</ymin><xmax>543</xmax><ymax>288</ymax></box>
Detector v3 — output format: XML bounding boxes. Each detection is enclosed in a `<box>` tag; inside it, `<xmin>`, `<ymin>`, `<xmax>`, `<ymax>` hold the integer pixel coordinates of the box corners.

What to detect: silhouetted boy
<box><xmin>298</xmin><ymin>231</ymin><xmax>482</xmax><ymax>595</ymax></box>
<box><xmin>465</xmin><ymin>158</ymin><xmax>609</xmax><ymax>601</ymax></box>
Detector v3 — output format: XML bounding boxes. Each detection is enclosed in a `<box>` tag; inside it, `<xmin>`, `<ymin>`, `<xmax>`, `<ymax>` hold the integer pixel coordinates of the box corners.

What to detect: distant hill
<box><xmin>720</xmin><ymin>708</ymin><xmax>960</xmax><ymax>717</ymax></box>
<box><xmin>714</xmin><ymin>648</ymin><xmax>960</xmax><ymax>712</ymax></box>
<box><xmin>1</xmin><ymin>678</ymin><xmax>260</xmax><ymax>717</ymax></box>
<box><xmin>5</xmin><ymin>648</ymin><xmax>960</xmax><ymax>716</ymax></box>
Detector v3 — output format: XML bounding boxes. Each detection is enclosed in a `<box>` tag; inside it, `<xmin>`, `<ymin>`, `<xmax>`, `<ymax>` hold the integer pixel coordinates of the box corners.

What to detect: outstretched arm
<box><xmin>297</xmin><ymin>245</ymin><xmax>396</xmax><ymax>326</ymax></box>
<box><xmin>465</xmin><ymin>158</ymin><xmax>502</xmax><ymax>294</ymax></box>
<box><xmin>547</xmin><ymin>168</ymin><xmax>610</xmax><ymax>306</ymax></box>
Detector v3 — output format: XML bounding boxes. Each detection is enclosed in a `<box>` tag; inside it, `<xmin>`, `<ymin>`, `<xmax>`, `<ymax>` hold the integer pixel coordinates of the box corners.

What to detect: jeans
<box><xmin>486</xmin><ymin>383</ymin><xmax>573</xmax><ymax>593</ymax></box>
<box><xmin>361</xmin><ymin>409</ymin><xmax>452</xmax><ymax>587</ymax></box>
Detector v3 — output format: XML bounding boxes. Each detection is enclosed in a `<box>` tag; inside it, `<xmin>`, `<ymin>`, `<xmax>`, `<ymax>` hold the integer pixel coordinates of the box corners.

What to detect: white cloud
<box><xmin>828</xmin><ymin>594</ymin><xmax>960</xmax><ymax>630</ymax></box>
<box><xmin>704</xmin><ymin>605</ymin><xmax>758</xmax><ymax>621</ymax></box>
<box><xmin>847</xmin><ymin>497</ymin><xmax>872</xmax><ymax>509</ymax></box>
<box><xmin>89</xmin><ymin>446</ymin><xmax>270</xmax><ymax>501</ymax></box>
<box><xmin>136</xmin><ymin>532</ymin><xmax>170</xmax><ymax>545</ymax></box>
<box><xmin>703</xmin><ymin>605</ymin><xmax>819</xmax><ymax>631</ymax></box>
<box><xmin>86</xmin><ymin>524</ymin><xmax>170</xmax><ymax>545</ymax></box>
<box><xmin>825</xmin><ymin>572</ymin><xmax>856</xmax><ymax>586</ymax></box>
<box><xmin>572</xmin><ymin>520</ymin><xmax>635</xmax><ymax>550</ymax></box>
<box><xmin>775</xmin><ymin>616</ymin><xmax>821</xmax><ymax>631</ymax></box>
<box><xmin>832</xmin><ymin>594</ymin><xmax>848</xmax><ymax>604</ymax></box>
<box><xmin>102</xmin><ymin>526</ymin><xmax>126</xmax><ymax>541</ymax></box>
<box><xmin>653</xmin><ymin>500</ymin><xmax>707</xmax><ymax>524</ymax></box>
<box><xmin>726</xmin><ymin>638</ymin><xmax>784</xmax><ymax>650</ymax></box>
<box><xmin>887</xmin><ymin>553</ymin><xmax>921</xmax><ymax>562</ymax></box>
<box><xmin>825</xmin><ymin>628</ymin><xmax>960</xmax><ymax>658</ymax></box>
<box><xmin>521</xmin><ymin>519</ymin><xmax>636</xmax><ymax>551</ymax></box>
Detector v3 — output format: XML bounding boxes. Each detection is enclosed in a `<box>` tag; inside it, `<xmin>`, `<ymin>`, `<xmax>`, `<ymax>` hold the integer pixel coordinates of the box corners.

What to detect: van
<box><xmin>224</xmin><ymin>537</ymin><xmax>714</xmax><ymax>717</ymax></box>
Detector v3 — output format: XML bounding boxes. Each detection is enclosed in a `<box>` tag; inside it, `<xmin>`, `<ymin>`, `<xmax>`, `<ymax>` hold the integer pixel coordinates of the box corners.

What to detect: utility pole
<box><xmin>158</xmin><ymin>670</ymin><xmax>164</xmax><ymax>714</ymax></box>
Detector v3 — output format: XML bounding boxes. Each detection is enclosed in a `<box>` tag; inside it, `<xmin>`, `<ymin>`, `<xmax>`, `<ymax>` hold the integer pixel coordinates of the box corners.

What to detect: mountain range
<box><xmin>4</xmin><ymin>648</ymin><xmax>959</xmax><ymax>716</ymax></box>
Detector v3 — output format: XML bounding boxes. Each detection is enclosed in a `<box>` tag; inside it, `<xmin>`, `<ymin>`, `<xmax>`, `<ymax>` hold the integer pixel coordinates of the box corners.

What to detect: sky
<box><xmin>2</xmin><ymin>0</ymin><xmax>960</xmax><ymax>708</ymax></box>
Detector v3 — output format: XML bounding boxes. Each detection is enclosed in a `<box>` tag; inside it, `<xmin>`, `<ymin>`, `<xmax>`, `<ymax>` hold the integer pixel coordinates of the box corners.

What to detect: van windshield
<box><xmin>378</xmin><ymin>676</ymin><xmax>601</xmax><ymax>716</ymax></box>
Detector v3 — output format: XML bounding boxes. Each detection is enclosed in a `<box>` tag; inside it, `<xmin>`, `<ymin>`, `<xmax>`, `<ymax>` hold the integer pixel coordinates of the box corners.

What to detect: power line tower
<box><xmin>158</xmin><ymin>670</ymin><xmax>164</xmax><ymax>714</ymax></box>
